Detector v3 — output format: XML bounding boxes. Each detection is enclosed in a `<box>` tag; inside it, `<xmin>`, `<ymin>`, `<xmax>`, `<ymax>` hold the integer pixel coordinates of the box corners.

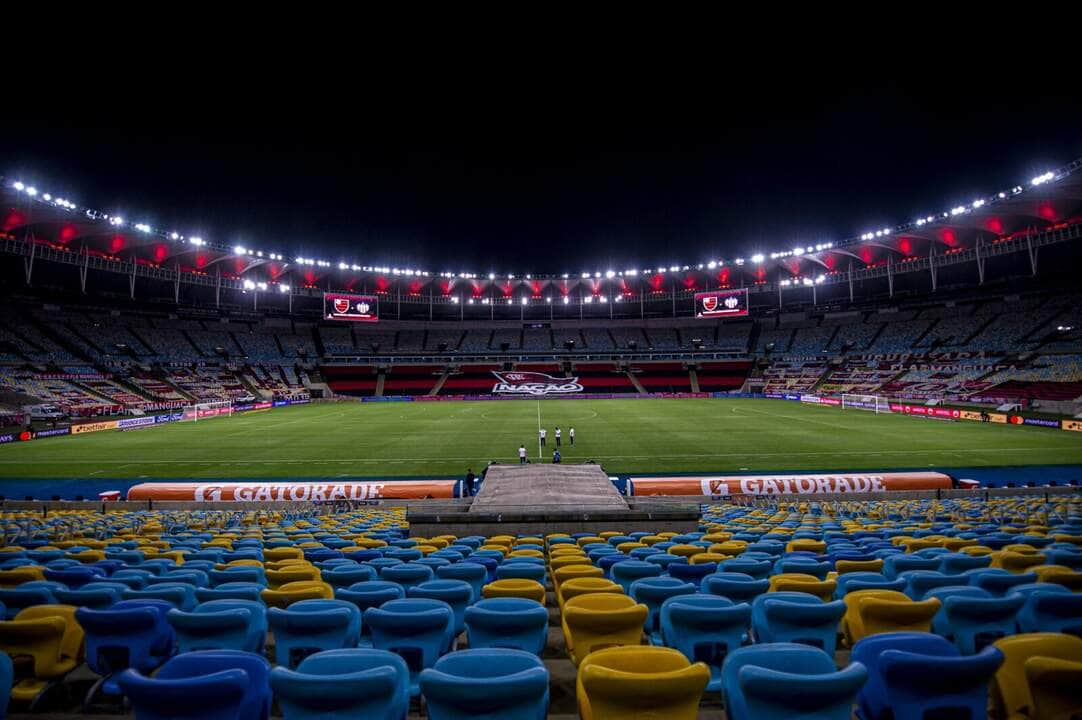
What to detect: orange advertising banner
<box><xmin>1062</xmin><ymin>420</ymin><xmax>1082</xmax><ymax>432</ymax></box>
<box><xmin>126</xmin><ymin>480</ymin><xmax>458</xmax><ymax>502</ymax></box>
<box><xmin>631</xmin><ymin>471</ymin><xmax>953</xmax><ymax>497</ymax></box>
<box><xmin>72</xmin><ymin>420</ymin><xmax>118</xmax><ymax>434</ymax></box>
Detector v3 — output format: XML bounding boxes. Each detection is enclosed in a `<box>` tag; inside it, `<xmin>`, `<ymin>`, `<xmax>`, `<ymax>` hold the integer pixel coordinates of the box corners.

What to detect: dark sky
<box><xmin>3</xmin><ymin>47</ymin><xmax>1080</xmax><ymax>275</ymax></box>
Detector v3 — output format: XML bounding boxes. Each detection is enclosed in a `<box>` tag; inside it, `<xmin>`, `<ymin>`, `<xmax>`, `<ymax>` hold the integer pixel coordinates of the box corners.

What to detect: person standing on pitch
<box><xmin>569</xmin><ymin>427</ymin><xmax>575</xmax><ymax>446</ymax></box>
<box><xmin>539</xmin><ymin>427</ymin><xmax>546</xmax><ymax>447</ymax></box>
<box><xmin>554</xmin><ymin>426</ymin><xmax>561</xmax><ymax>447</ymax></box>
<box><xmin>553</xmin><ymin>448</ymin><xmax>561</xmax><ymax>464</ymax></box>
<box><xmin>519</xmin><ymin>444</ymin><xmax>527</xmax><ymax>464</ymax></box>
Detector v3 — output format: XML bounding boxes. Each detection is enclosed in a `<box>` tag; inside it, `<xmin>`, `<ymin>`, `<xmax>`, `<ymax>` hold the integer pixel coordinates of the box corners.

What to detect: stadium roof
<box><xmin>3</xmin><ymin>157</ymin><xmax>1082</xmax><ymax>298</ymax></box>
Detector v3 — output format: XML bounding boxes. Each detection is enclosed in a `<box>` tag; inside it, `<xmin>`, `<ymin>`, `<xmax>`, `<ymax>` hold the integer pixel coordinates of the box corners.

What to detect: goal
<box><xmin>841</xmin><ymin>394</ymin><xmax>892</xmax><ymax>414</ymax></box>
<box><xmin>182</xmin><ymin>400</ymin><xmax>234</xmax><ymax>422</ymax></box>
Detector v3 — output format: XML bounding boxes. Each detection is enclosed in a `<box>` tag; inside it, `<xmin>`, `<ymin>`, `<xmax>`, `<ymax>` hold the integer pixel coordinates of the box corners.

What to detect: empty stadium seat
<box><xmin>576</xmin><ymin>645</ymin><xmax>710</xmax><ymax>720</ymax></box>
<box><xmin>991</xmin><ymin>632</ymin><xmax>1082</xmax><ymax>720</ymax></box>
<box><xmin>167</xmin><ymin>599</ymin><xmax>268</xmax><ymax>654</ymax></box>
<box><xmin>659</xmin><ymin>593</ymin><xmax>750</xmax><ymax>691</ymax></box>
<box><xmin>562</xmin><ymin>593</ymin><xmax>648</xmax><ymax>666</ymax></box>
<box><xmin>364</xmin><ymin>598</ymin><xmax>455</xmax><ymax>696</ymax></box>
<box><xmin>270</xmin><ymin>648</ymin><xmax>410</xmax><ymax>719</ymax></box>
<box><xmin>464</xmin><ymin>597</ymin><xmax>548</xmax><ymax>655</ymax></box>
<box><xmin>419</xmin><ymin>648</ymin><xmax>549</xmax><ymax>719</ymax></box>
<box><xmin>751</xmin><ymin>591</ymin><xmax>846</xmax><ymax>654</ymax></box>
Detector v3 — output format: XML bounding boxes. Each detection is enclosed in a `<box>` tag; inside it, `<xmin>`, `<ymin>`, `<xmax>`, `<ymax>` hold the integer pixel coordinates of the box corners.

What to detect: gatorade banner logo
<box><xmin>126</xmin><ymin>480</ymin><xmax>458</xmax><ymax>502</ymax></box>
<box><xmin>491</xmin><ymin>371</ymin><xmax>584</xmax><ymax>396</ymax></box>
<box><xmin>631</xmin><ymin>471</ymin><xmax>952</xmax><ymax>497</ymax></box>
<box><xmin>695</xmin><ymin>288</ymin><xmax>748</xmax><ymax>318</ymax></box>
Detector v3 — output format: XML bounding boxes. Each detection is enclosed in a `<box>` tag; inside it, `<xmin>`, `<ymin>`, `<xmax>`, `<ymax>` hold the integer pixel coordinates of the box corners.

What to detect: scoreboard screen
<box><xmin>694</xmin><ymin>288</ymin><xmax>749</xmax><ymax>318</ymax></box>
<box><xmin>324</xmin><ymin>292</ymin><xmax>378</xmax><ymax>322</ymax></box>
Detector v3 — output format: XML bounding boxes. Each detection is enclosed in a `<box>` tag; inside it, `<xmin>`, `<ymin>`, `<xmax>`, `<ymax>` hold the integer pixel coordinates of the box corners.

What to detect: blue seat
<box><xmin>342</xmin><ymin>549</ymin><xmax>384</xmax><ymax>563</ymax></box>
<box><xmin>385</xmin><ymin>548</ymin><xmax>423</xmax><ymax>563</ymax></box>
<box><xmin>436</xmin><ymin>562</ymin><xmax>489</xmax><ymax>602</ymax></box>
<box><xmin>365</xmin><ymin>598</ymin><xmax>455</xmax><ymax>696</ymax></box>
<box><xmin>77</xmin><ymin>599</ymin><xmax>177</xmax><ymax>695</ymax></box>
<box><xmin>54</xmin><ymin>581</ymin><xmax>127</xmax><ymax>609</ymax></box>
<box><xmin>467</xmin><ymin>556</ymin><xmax>499</xmax><ymax>583</ymax></box>
<box><xmin>722</xmin><ymin>642</ymin><xmax>867</xmax><ymax>720</ymax></box>
<box><xmin>408</xmin><ymin>580</ymin><xmax>473</xmax><ymax>636</ymax></box>
<box><xmin>270</xmin><ymin>648</ymin><xmax>410</xmax><ymax>719</ymax></box>
<box><xmin>0</xmin><ymin>584</ymin><xmax>58</xmax><ymax>619</ymax></box>
<box><xmin>629</xmin><ymin>577</ymin><xmax>697</xmax><ymax>645</ymax></box>
<box><xmin>43</xmin><ymin>565</ymin><xmax>106</xmax><ymax>588</ymax></box>
<box><xmin>937</xmin><ymin>553</ymin><xmax>991</xmax><ymax>574</ymax></box>
<box><xmin>137</xmin><ymin>560</ymin><xmax>178</xmax><ymax>576</ymax></box>
<box><xmin>926</xmin><ymin>588</ymin><xmax>1023</xmax><ymax>654</ymax></box>
<box><xmin>1013</xmin><ymin>586</ymin><xmax>1082</xmax><ymax>635</ymax></box>
<box><xmin>335</xmin><ymin>580</ymin><xmax>407</xmax><ymax>644</ymax></box>
<box><xmin>496</xmin><ymin>564</ymin><xmax>546</xmax><ymax>584</ymax></box>
<box><xmin>110</xmin><ymin>569</ymin><xmax>153</xmax><ymax>590</ymax></box>
<box><xmin>970</xmin><ymin>570</ymin><xmax>1037</xmax><ymax>596</ymax></box>
<box><xmin>420</xmin><ymin>648</ymin><xmax>548</xmax><ymax>720</ymax></box>
<box><xmin>153</xmin><ymin>569</ymin><xmax>210</xmax><ymax>587</ymax></box>
<box><xmin>168</xmin><ymin>599</ymin><xmax>267</xmax><ymax>653</ymax></box>
<box><xmin>596</xmin><ymin>555</ymin><xmax>631</xmax><ymax>578</ymax></box>
<box><xmin>117</xmin><ymin>649</ymin><xmax>271</xmax><ymax>720</ymax></box>
<box><xmin>660</xmin><ymin>593</ymin><xmax>750</xmax><ymax>692</ymax></box>
<box><xmin>773</xmin><ymin>557</ymin><xmax>831</xmax><ymax>580</ymax></box>
<box><xmin>899</xmin><ymin>571</ymin><xmax>970</xmax><ymax>600</ymax></box>
<box><xmin>644</xmin><ymin>553</ymin><xmax>686</xmax><ymax>572</ymax></box>
<box><xmin>717</xmin><ymin>558</ymin><xmax>772</xmax><ymax>580</ymax></box>
<box><xmin>851</xmin><ymin>632</ymin><xmax>1003</xmax><ymax>720</ymax></box>
<box><xmin>381</xmin><ymin>563</ymin><xmax>435</xmax><ymax>592</ymax></box>
<box><xmin>834</xmin><ymin>573</ymin><xmax>906</xmax><ymax>599</ymax></box>
<box><xmin>123</xmin><ymin>583</ymin><xmax>198</xmax><ymax>611</ymax></box>
<box><xmin>751</xmin><ymin>591</ymin><xmax>846</xmax><ymax>655</ymax></box>
<box><xmin>0</xmin><ymin>649</ymin><xmax>11</xmax><ymax>715</ymax></box>
<box><xmin>702</xmin><ymin>572</ymin><xmax>769</xmax><ymax>604</ymax></box>
<box><xmin>668</xmin><ymin>562</ymin><xmax>716</xmax><ymax>589</ymax></box>
<box><xmin>195</xmin><ymin>582</ymin><xmax>265</xmax><ymax>603</ymax></box>
<box><xmin>365</xmin><ymin>558</ymin><xmax>404</xmax><ymax>574</ymax></box>
<box><xmin>209</xmin><ymin>566</ymin><xmax>267</xmax><ymax>587</ymax></box>
<box><xmin>502</xmin><ymin>557</ymin><xmax>544</xmax><ymax>566</ymax></box>
<box><xmin>321</xmin><ymin>565</ymin><xmax>378</xmax><ymax>591</ymax></box>
<box><xmin>610</xmin><ymin>561</ymin><xmax>662</xmax><ymax>594</ymax></box>
<box><xmin>883</xmin><ymin>555</ymin><xmax>939</xmax><ymax>580</ymax></box>
<box><xmin>464</xmin><ymin>598</ymin><xmax>548</xmax><ymax>655</ymax></box>
<box><xmin>268</xmin><ymin>599</ymin><xmax>361</xmax><ymax>669</ymax></box>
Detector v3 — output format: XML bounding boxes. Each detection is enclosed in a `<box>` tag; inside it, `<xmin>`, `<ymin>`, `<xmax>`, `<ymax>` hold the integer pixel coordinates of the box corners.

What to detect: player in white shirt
<box><xmin>569</xmin><ymin>427</ymin><xmax>575</xmax><ymax>446</ymax></box>
<box><xmin>519</xmin><ymin>444</ymin><xmax>527</xmax><ymax>464</ymax></box>
<box><xmin>539</xmin><ymin>428</ymin><xmax>547</xmax><ymax>447</ymax></box>
<box><xmin>554</xmin><ymin>427</ymin><xmax>561</xmax><ymax>447</ymax></box>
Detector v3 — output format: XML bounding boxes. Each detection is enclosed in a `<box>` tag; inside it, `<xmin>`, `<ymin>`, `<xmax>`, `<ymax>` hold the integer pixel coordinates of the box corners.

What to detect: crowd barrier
<box><xmin>125</xmin><ymin>479</ymin><xmax>461</xmax><ymax>502</ymax></box>
<box><xmin>629</xmin><ymin>471</ymin><xmax>954</xmax><ymax>497</ymax></box>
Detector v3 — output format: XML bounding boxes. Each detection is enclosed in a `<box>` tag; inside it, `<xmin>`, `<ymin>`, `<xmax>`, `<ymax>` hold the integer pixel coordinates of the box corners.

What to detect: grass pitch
<box><xmin>1</xmin><ymin>398</ymin><xmax>1080</xmax><ymax>479</ymax></box>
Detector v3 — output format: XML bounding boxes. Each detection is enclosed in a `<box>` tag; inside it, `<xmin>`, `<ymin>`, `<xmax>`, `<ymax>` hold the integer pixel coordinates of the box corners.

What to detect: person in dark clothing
<box><xmin>465</xmin><ymin>468</ymin><xmax>477</xmax><ymax>496</ymax></box>
<box><xmin>553</xmin><ymin>449</ymin><xmax>561</xmax><ymax>464</ymax></box>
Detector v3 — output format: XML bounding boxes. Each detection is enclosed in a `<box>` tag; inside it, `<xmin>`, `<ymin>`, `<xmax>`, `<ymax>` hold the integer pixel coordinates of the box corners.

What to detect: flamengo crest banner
<box><xmin>324</xmin><ymin>292</ymin><xmax>378</xmax><ymax>322</ymax></box>
<box><xmin>695</xmin><ymin>288</ymin><xmax>748</xmax><ymax>318</ymax></box>
<box><xmin>491</xmin><ymin>371</ymin><xmax>584</xmax><ymax>396</ymax></box>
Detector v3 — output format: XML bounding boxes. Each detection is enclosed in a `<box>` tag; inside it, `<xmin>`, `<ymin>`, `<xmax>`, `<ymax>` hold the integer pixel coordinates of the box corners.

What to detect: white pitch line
<box><xmin>537</xmin><ymin>399</ymin><xmax>543</xmax><ymax>459</ymax></box>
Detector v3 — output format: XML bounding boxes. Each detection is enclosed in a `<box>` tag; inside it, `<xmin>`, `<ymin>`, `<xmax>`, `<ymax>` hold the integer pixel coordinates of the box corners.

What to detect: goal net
<box><xmin>841</xmin><ymin>394</ymin><xmax>892</xmax><ymax>414</ymax></box>
<box><xmin>182</xmin><ymin>400</ymin><xmax>234</xmax><ymax>422</ymax></box>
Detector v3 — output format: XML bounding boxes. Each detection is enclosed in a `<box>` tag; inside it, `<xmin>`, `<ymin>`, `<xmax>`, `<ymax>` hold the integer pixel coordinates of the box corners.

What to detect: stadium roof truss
<box><xmin>2</xmin><ymin>158</ymin><xmax>1081</xmax><ymax>308</ymax></box>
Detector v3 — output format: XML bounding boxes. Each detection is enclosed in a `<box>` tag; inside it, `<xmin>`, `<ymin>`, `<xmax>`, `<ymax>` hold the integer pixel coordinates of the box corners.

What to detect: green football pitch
<box><xmin>1</xmin><ymin>398</ymin><xmax>1080</xmax><ymax>479</ymax></box>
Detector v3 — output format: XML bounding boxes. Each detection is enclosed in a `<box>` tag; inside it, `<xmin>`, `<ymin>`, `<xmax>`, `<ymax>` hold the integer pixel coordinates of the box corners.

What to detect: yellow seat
<box><xmin>550</xmin><ymin>555</ymin><xmax>593</xmax><ymax>573</ymax></box>
<box><xmin>0</xmin><ymin>567</ymin><xmax>46</xmax><ymax>587</ymax></box>
<box><xmin>415</xmin><ymin>545</ymin><xmax>440</xmax><ymax>556</ymax></box>
<box><xmin>220</xmin><ymin>559</ymin><xmax>264</xmax><ymax>569</ymax></box>
<box><xmin>562</xmin><ymin>593</ymin><xmax>648</xmax><ymax>666</ymax></box>
<box><xmin>639</xmin><ymin>535</ymin><xmax>666</xmax><ymax>546</ymax></box>
<box><xmin>263</xmin><ymin>547</ymin><xmax>303</xmax><ymax>562</ymax></box>
<box><xmin>842</xmin><ymin>589</ymin><xmax>940</xmax><ymax>646</ymax></box>
<box><xmin>576</xmin><ymin>537</ymin><xmax>606</xmax><ymax>548</ymax></box>
<box><xmin>508</xmin><ymin>549</ymin><xmax>545</xmax><ymax>559</ymax></box>
<box><xmin>554</xmin><ymin>565</ymin><xmax>605</xmax><ymax>593</ymax></box>
<box><xmin>597</xmin><ymin>532</ymin><xmax>624</xmax><ymax>540</ymax></box>
<box><xmin>266</xmin><ymin>566</ymin><xmax>320</xmax><ymax>589</ymax></box>
<box><xmin>1032</xmin><ymin>565</ymin><xmax>1082</xmax><ymax>592</ymax></box>
<box><xmin>577</xmin><ymin>645</ymin><xmax>709</xmax><ymax>720</ymax></box>
<box><xmin>482</xmin><ymin>579</ymin><xmax>546</xmax><ymax>605</ymax></box>
<box><xmin>66</xmin><ymin>550</ymin><xmax>105</xmax><ymax>564</ymax></box>
<box><xmin>0</xmin><ymin>605</ymin><xmax>84</xmax><ymax>702</ymax></box>
<box><xmin>423</xmin><ymin>538</ymin><xmax>450</xmax><ymax>550</ymax></box>
<box><xmin>961</xmin><ymin>545</ymin><xmax>996</xmax><ymax>557</ymax></box>
<box><xmin>941</xmin><ymin>538</ymin><xmax>977</xmax><ymax>552</ymax></box>
<box><xmin>486</xmin><ymin>536</ymin><xmax>515</xmax><ymax>548</ymax></box>
<box><xmin>835</xmin><ymin>559</ymin><xmax>884</xmax><ymax>575</ymax></box>
<box><xmin>992</xmin><ymin>633</ymin><xmax>1082</xmax><ymax>720</ymax></box>
<box><xmin>903</xmin><ymin>538</ymin><xmax>944</xmax><ymax>554</ymax></box>
<box><xmin>702</xmin><ymin>532</ymin><xmax>732</xmax><ymax>544</ymax></box>
<box><xmin>786</xmin><ymin>538</ymin><xmax>826</xmax><ymax>554</ymax></box>
<box><xmin>689</xmin><ymin>553</ymin><xmax>729</xmax><ymax>565</ymax></box>
<box><xmin>1025</xmin><ymin>655</ymin><xmax>1082</xmax><ymax>720</ymax></box>
<box><xmin>667</xmin><ymin>545</ymin><xmax>704</xmax><ymax>559</ymax></box>
<box><xmin>265</xmin><ymin>558</ymin><xmax>309</xmax><ymax>571</ymax></box>
<box><xmin>1050</xmin><ymin>534</ymin><xmax>1082</xmax><ymax>547</ymax></box>
<box><xmin>710</xmin><ymin>541</ymin><xmax>747</xmax><ymax>556</ymax></box>
<box><xmin>558</xmin><ymin>578</ymin><xmax>623</xmax><ymax>610</ymax></box>
<box><xmin>992</xmin><ymin>551</ymin><xmax>1048</xmax><ymax>574</ymax></box>
<box><xmin>353</xmin><ymin>538</ymin><xmax>388</xmax><ymax>549</ymax></box>
<box><xmin>1004</xmin><ymin>544</ymin><xmax>1041</xmax><ymax>555</ymax></box>
<box><xmin>616</xmin><ymin>542</ymin><xmax>648</xmax><ymax>554</ymax></box>
<box><xmin>260</xmin><ymin>580</ymin><xmax>333</xmax><ymax>608</ymax></box>
<box><xmin>768</xmin><ymin>573</ymin><xmax>836</xmax><ymax>601</ymax></box>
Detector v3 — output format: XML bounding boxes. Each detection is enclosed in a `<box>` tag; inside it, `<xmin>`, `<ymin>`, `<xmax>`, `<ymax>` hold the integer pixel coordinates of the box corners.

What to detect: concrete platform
<box><xmin>469</xmin><ymin>463</ymin><xmax>629</xmax><ymax>513</ymax></box>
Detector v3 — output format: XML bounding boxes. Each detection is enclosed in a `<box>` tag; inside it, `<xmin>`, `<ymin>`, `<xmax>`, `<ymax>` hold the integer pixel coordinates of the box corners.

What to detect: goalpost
<box><xmin>182</xmin><ymin>400</ymin><xmax>234</xmax><ymax>422</ymax></box>
<box><xmin>841</xmin><ymin>393</ymin><xmax>892</xmax><ymax>414</ymax></box>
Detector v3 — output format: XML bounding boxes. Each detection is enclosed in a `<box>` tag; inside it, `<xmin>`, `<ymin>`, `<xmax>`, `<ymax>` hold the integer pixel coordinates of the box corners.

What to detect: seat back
<box><xmin>464</xmin><ymin>598</ymin><xmax>548</xmax><ymax>655</ymax></box>
<box><xmin>577</xmin><ymin>645</ymin><xmax>709</xmax><ymax>720</ymax></box>
<box><xmin>991</xmin><ymin>632</ymin><xmax>1082</xmax><ymax>720</ymax></box>
<box><xmin>419</xmin><ymin>647</ymin><xmax>549</xmax><ymax>719</ymax></box>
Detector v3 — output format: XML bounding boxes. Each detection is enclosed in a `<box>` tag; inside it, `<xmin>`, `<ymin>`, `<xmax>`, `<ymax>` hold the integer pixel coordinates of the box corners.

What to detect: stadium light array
<box><xmin>279</xmin><ymin>284</ymin><xmax>290</xmax><ymax>293</ymax></box>
<box><xmin>4</xmin><ymin>157</ymin><xmax>1076</xmax><ymax>282</ymax></box>
<box><xmin>563</xmin><ymin>296</ymin><xmax>570</xmax><ymax>304</ymax></box>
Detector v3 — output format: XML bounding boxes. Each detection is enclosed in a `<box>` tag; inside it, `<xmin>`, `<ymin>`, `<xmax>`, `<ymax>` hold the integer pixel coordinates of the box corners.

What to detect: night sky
<box><xmin>3</xmin><ymin>56</ymin><xmax>1080</xmax><ymax>276</ymax></box>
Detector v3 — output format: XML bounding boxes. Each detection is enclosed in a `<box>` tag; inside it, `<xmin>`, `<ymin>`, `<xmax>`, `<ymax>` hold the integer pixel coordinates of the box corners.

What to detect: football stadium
<box><xmin>0</xmin><ymin>129</ymin><xmax>1080</xmax><ymax>718</ymax></box>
